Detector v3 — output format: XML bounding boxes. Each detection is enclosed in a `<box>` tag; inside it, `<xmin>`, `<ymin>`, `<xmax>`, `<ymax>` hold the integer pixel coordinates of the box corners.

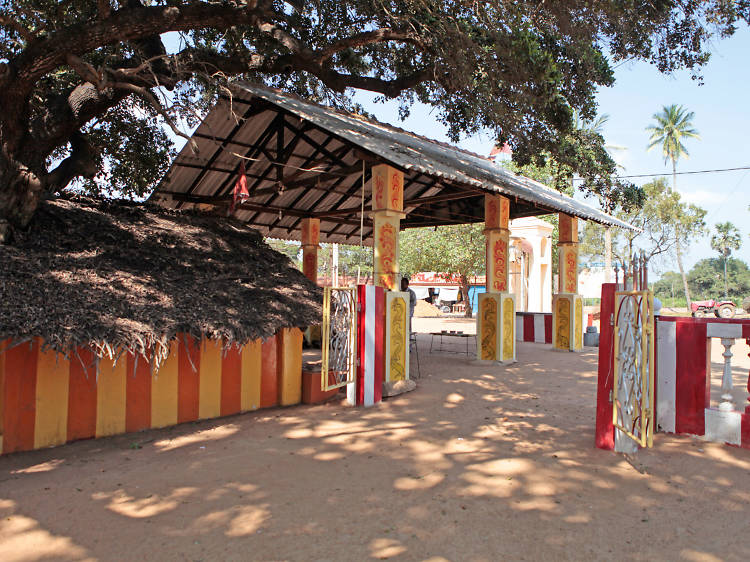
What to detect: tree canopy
<box><xmin>579</xmin><ymin>177</ymin><xmax>706</xmax><ymax>270</ymax></box>
<box><xmin>1</xmin><ymin>1</ymin><xmax>748</xmax><ymax>241</ymax></box>
<box><xmin>710</xmin><ymin>221</ymin><xmax>742</xmax><ymax>298</ymax></box>
<box><xmin>400</xmin><ymin>223</ymin><xmax>485</xmax><ymax>317</ymax></box>
<box><xmin>646</xmin><ymin>105</ymin><xmax>701</xmax><ymax>170</ymax></box>
<box><xmin>653</xmin><ymin>258</ymin><xmax>750</xmax><ymax>306</ymax></box>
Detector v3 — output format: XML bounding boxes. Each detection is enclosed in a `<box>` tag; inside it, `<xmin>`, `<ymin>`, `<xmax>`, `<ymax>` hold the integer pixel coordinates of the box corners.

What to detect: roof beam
<box><xmin>313</xmin><ymin>188</ymin><xmax>478</xmax><ymax>219</ymax></box>
<box><xmin>175</xmin><ymin>99</ymin><xmax>269</xmax><ymax>207</ymax></box>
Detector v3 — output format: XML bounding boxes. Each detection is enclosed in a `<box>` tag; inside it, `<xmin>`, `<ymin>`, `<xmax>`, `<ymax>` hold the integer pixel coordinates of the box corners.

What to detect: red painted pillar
<box><xmin>674</xmin><ymin>320</ymin><xmax>708</xmax><ymax>435</ymax></box>
<box><xmin>595</xmin><ymin>283</ymin><xmax>617</xmax><ymax>450</ymax></box>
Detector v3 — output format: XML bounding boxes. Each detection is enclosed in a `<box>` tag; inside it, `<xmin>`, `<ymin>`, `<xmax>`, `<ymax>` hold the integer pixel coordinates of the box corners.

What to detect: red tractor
<box><xmin>690</xmin><ymin>299</ymin><xmax>736</xmax><ymax>318</ymax></box>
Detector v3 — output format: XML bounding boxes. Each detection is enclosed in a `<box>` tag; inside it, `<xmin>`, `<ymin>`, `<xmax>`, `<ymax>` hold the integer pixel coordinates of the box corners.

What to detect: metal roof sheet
<box><xmin>152</xmin><ymin>82</ymin><xmax>635</xmax><ymax>244</ymax></box>
<box><xmin>229</xmin><ymin>83</ymin><xmax>634</xmax><ymax>230</ymax></box>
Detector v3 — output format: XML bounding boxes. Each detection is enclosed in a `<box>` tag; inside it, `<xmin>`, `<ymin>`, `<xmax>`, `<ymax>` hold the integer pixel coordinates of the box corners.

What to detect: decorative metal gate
<box><xmin>321</xmin><ymin>287</ymin><xmax>357</xmax><ymax>392</ymax></box>
<box><xmin>612</xmin><ymin>290</ymin><xmax>655</xmax><ymax>448</ymax></box>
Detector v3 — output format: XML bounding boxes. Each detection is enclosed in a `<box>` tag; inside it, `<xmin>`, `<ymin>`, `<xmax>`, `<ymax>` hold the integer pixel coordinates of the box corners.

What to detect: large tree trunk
<box><xmin>461</xmin><ymin>275</ymin><xmax>473</xmax><ymax>318</ymax></box>
<box><xmin>0</xmin><ymin>148</ymin><xmax>45</xmax><ymax>242</ymax></box>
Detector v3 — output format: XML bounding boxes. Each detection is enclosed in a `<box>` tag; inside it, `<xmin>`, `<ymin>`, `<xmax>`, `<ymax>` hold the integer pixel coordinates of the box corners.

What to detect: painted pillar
<box><xmin>477</xmin><ymin>194</ymin><xmax>516</xmax><ymax>363</ymax></box>
<box><xmin>372</xmin><ymin>164</ymin><xmax>404</xmax><ymax>291</ymax></box>
<box><xmin>300</xmin><ymin>218</ymin><xmax>320</xmax><ymax>284</ymax></box>
<box><xmin>371</xmin><ymin>164</ymin><xmax>410</xmax><ymax>382</ymax></box>
<box><xmin>301</xmin><ymin>218</ymin><xmax>321</xmax><ymax>346</ymax></box>
<box><xmin>553</xmin><ymin>213</ymin><xmax>583</xmax><ymax>351</ymax></box>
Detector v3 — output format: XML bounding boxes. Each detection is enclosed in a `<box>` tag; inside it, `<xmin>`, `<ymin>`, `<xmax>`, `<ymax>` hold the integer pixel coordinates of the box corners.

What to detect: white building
<box><xmin>509</xmin><ymin>217</ymin><xmax>554</xmax><ymax>313</ymax></box>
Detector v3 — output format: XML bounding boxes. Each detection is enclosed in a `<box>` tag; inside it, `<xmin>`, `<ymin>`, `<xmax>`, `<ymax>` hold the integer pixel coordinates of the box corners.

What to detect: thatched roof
<box><xmin>0</xmin><ymin>196</ymin><xmax>322</xmax><ymax>364</ymax></box>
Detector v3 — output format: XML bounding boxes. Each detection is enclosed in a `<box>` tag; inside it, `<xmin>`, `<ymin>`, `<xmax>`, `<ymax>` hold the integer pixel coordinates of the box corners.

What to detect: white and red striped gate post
<box><xmin>347</xmin><ymin>285</ymin><xmax>385</xmax><ymax>407</ymax></box>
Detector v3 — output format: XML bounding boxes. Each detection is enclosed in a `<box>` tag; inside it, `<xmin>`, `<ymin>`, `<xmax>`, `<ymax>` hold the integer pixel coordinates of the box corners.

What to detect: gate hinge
<box><xmin>609</xmin><ymin>313</ymin><xmax>614</xmax><ymax>327</ymax></box>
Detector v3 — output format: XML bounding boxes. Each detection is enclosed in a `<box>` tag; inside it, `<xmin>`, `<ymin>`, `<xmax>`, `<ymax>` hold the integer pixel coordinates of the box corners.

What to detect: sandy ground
<box><xmin>1</xmin><ymin>318</ymin><xmax>750</xmax><ymax>561</ymax></box>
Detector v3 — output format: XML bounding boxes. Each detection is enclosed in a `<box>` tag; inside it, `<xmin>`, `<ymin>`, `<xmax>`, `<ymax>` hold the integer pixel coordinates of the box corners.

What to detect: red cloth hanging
<box><xmin>229</xmin><ymin>161</ymin><xmax>249</xmax><ymax>214</ymax></box>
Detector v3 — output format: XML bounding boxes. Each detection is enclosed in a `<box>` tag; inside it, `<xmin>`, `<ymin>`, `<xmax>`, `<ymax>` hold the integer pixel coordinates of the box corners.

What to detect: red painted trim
<box><xmin>221</xmin><ymin>344</ymin><xmax>242</xmax><ymax>416</ymax></box>
<box><xmin>595</xmin><ymin>284</ymin><xmax>616</xmax><ymax>450</ymax></box>
<box><xmin>374</xmin><ymin>286</ymin><xmax>384</xmax><ymax>404</ymax></box>
<box><xmin>356</xmin><ymin>285</ymin><xmax>366</xmax><ymax>406</ymax></box>
<box><xmin>3</xmin><ymin>340</ymin><xmax>38</xmax><ymax>453</ymax></box>
<box><xmin>67</xmin><ymin>347</ymin><xmax>98</xmax><ymax>442</ymax></box>
<box><xmin>260</xmin><ymin>336</ymin><xmax>278</xmax><ymax>408</ymax></box>
<box><xmin>177</xmin><ymin>335</ymin><xmax>200</xmax><ymax>423</ymax></box>
<box><xmin>743</xmin><ymin>324</ymin><xmax>750</xmax><ymax>339</ymax></box>
<box><xmin>674</xmin><ymin>321</ymin><xmax>708</xmax><ymax>435</ymax></box>
<box><xmin>652</xmin><ymin>319</ymin><xmax>659</xmax><ymax>437</ymax></box>
<box><xmin>544</xmin><ymin>315</ymin><xmax>553</xmax><ymax>345</ymax></box>
<box><xmin>658</xmin><ymin>316</ymin><xmax>750</xmax><ymax>325</ymax></box>
<box><xmin>523</xmin><ymin>315</ymin><xmax>534</xmax><ymax>342</ymax></box>
<box><xmin>741</xmin><ymin>413</ymin><xmax>750</xmax><ymax>450</ymax></box>
<box><xmin>125</xmin><ymin>352</ymin><xmax>151</xmax><ymax>433</ymax></box>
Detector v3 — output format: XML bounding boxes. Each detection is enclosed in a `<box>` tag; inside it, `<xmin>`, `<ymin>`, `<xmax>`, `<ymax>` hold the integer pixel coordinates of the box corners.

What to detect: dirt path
<box><xmin>1</xmin><ymin>325</ymin><xmax>749</xmax><ymax>561</ymax></box>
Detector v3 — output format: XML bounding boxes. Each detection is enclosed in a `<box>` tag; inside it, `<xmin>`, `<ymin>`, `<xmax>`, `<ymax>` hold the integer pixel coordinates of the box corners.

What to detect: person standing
<box><xmin>401</xmin><ymin>277</ymin><xmax>417</xmax><ymax>331</ymax></box>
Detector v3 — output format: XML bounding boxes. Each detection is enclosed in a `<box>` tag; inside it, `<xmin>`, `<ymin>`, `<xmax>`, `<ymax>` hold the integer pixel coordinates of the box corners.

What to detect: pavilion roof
<box><xmin>152</xmin><ymin>82</ymin><xmax>634</xmax><ymax>244</ymax></box>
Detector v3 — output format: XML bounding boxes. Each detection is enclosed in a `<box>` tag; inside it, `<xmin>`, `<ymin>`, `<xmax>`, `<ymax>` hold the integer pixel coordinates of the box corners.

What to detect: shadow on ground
<box><xmin>1</xmin><ymin>339</ymin><xmax>749</xmax><ymax>561</ymax></box>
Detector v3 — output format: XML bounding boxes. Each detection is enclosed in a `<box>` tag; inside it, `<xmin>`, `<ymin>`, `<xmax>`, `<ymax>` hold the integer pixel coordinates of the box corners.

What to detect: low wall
<box><xmin>515</xmin><ymin>312</ymin><xmax>552</xmax><ymax>344</ymax></box>
<box><xmin>595</xmin><ymin>281</ymin><xmax>750</xmax><ymax>451</ymax></box>
<box><xmin>0</xmin><ymin>328</ymin><xmax>302</xmax><ymax>454</ymax></box>
<box><xmin>656</xmin><ymin>317</ymin><xmax>750</xmax><ymax>448</ymax></box>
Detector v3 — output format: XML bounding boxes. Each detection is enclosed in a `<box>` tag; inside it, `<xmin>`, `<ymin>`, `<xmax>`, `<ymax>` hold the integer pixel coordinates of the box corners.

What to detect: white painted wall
<box><xmin>509</xmin><ymin>217</ymin><xmax>553</xmax><ymax>313</ymax></box>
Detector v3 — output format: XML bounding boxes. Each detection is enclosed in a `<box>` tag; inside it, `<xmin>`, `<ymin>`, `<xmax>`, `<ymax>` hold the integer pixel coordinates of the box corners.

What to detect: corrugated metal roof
<box><xmin>152</xmin><ymin>82</ymin><xmax>635</xmax><ymax>244</ymax></box>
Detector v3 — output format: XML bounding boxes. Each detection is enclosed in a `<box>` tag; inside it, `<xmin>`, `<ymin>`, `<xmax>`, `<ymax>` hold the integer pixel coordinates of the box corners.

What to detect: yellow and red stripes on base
<box><xmin>0</xmin><ymin>329</ymin><xmax>302</xmax><ymax>454</ymax></box>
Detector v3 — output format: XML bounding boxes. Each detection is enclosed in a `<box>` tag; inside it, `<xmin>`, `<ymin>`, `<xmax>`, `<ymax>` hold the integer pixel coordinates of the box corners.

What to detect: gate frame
<box><xmin>321</xmin><ymin>286</ymin><xmax>357</xmax><ymax>392</ymax></box>
<box><xmin>612</xmin><ymin>290</ymin><xmax>655</xmax><ymax>449</ymax></box>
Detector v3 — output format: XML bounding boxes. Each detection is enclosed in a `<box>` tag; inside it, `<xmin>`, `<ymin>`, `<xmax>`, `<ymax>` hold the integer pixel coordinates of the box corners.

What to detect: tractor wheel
<box><xmin>694</xmin><ymin>309</ymin><xmax>706</xmax><ymax>318</ymax></box>
<box><xmin>718</xmin><ymin>304</ymin><xmax>736</xmax><ymax>319</ymax></box>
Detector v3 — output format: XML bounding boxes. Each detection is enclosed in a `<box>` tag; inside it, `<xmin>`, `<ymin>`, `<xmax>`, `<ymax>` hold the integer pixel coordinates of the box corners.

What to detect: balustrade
<box><xmin>718</xmin><ymin>337</ymin><xmax>737</xmax><ymax>412</ymax></box>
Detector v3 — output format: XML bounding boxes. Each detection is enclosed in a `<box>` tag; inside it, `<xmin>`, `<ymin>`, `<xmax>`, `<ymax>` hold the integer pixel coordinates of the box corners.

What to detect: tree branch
<box><xmin>0</xmin><ymin>13</ymin><xmax>37</xmax><ymax>42</ymax></box>
<box><xmin>46</xmin><ymin>134</ymin><xmax>99</xmax><ymax>193</ymax></box>
<box><xmin>316</xmin><ymin>29</ymin><xmax>421</xmax><ymax>62</ymax></box>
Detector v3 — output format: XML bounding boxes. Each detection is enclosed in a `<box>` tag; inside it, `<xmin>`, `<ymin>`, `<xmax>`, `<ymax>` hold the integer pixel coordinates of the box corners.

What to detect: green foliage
<box><xmin>655</xmin><ymin>260</ymin><xmax>750</xmax><ymax>304</ymax></box>
<box><xmin>265</xmin><ymin>239</ymin><xmax>301</xmax><ymax>266</ymax></box>
<box><xmin>579</xmin><ymin>178</ymin><xmax>706</xmax><ymax>268</ymax></box>
<box><xmin>710</xmin><ymin>222</ymin><xmax>742</xmax><ymax>260</ymax></box>
<box><xmin>400</xmin><ymin>224</ymin><xmax>485</xmax><ymax>315</ymax></box>
<box><xmin>646</xmin><ymin>105</ymin><xmax>701</xmax><ymax>168</ymax></box>
<box><xmin>2</xmin><ymin>0</ymin><xmax>749</xmax><ymax>226</ymax></box>
<box><xmin>688</xmin><ymin>258</ymin><xmax>750</xmax><ymax>302</ymax></box>
<box><xmin>318</xmin><ymin>243</ymin><xmax>373</xmax><ymax>280</ymax></box>
<box><xmin>710</xmin><ymin>221</ymin><xmax>742</xmax><ymax>298</ymax></box>
<box><xmin>652</xmin><ymin>271</ymin><xmax>688</xmax><ymax>301</ymax></box>
<box><xmin>400</xmin><ymin>224</ymin><xmax>485</xmax><ymax>280</ymax></box>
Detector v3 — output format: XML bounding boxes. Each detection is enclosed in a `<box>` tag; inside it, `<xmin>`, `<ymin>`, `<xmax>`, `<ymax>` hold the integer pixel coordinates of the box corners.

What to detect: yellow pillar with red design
<box><xmin>552</xmin><ymin>213</ymin><xmax>583</xmax><ymax>351</ymax></box>
<box><xmin>300</xmin><ymin>218</ymin><xmax>322</xmax><ymax>349</ymax></box>
<box><xmin>300</xmin><ymin>218</ymin><xmax>320</xmax><ymax>284</ymax></box>
<box><xmin>476</xmin><ymin>194</ymin><xmax>516</xmax><ymax>364</ymax></box>
<box><xmin>371</xmin><ymin>164</ymin><xmax>411</xmax><ymax>382</ymax></box>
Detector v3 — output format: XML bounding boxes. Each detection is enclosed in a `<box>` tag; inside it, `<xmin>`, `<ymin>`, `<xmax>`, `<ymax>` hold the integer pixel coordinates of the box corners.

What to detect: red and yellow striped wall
<box><xmin>0</xmin><ymin>328</ymin><xmax>302</xmax><ymax>454</ymax></box>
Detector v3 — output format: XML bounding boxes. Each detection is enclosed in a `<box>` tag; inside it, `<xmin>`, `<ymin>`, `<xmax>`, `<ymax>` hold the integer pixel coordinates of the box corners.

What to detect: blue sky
<box><xmin>350</xmin><ymin>27</ymin><xmax>750</xmax><ymax>276</ymax></box>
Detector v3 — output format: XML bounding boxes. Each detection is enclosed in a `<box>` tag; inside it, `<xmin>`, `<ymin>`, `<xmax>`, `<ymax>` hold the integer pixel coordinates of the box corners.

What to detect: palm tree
<box><xmin>710</xmin><ymin>222</ymin><xmax>742</xmax><ymax>299</ymax></box>
<box><xmin>646</xmin><ymin>104</ymin><xmax>700</xmax><ymax>309</ymax></box>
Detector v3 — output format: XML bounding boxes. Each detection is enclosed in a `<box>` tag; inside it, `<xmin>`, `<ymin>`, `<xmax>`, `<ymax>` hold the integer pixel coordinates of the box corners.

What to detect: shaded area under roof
<box><xmin>152</xmin><ymin>82</ymin><xmax>634</xmax><ymax>244</ymax></box>
<box><xmin>0</xmin><ymin>196</ymin><xmax>321</xmax><ymax>360</ymax></box>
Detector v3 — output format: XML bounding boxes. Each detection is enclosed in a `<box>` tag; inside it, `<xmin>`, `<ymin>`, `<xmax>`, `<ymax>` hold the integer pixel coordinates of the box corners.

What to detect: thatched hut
<box><xmin>0</xmin><ymin>196</ymin><xmax>321</xmax><ymax>454</ymax></box>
